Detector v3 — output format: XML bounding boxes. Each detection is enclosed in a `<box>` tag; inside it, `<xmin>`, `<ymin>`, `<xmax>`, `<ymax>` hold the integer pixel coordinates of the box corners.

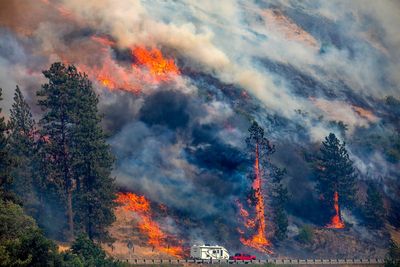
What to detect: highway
<box><xmin>122</xmin><ymin>258</ymin><xmax>385</xmax><ymax>266</ymax></box>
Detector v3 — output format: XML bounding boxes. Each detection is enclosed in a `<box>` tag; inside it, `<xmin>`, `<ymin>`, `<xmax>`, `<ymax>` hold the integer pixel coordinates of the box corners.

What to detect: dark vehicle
<box><xmin>229</xmin><ymin>253</ymin><xmax>256</xmax><ymax>260</ymax></box>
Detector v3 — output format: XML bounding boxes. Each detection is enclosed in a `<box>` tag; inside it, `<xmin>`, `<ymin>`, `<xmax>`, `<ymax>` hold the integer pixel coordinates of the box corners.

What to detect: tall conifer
<box><xmin>72</xmin><ymin>73</ymin><xmax>116</xmax><ymax>241</ymax></box>
<box><xmin>0</xmin><ymin>88</ymin><xmax>13</xmax><ymax>200</ymax></box>
<box><xmin>37</xmin><ymin>62</ymin><xmax>116</xmax><ymax>241</ymax></box>
<box><xmin>315</xmin><ymin>133</ymin><xmax>357</xmax><ymax>219</ymax></box>
<box><xmin>8</xmin><ymin>86</ymin><xmax>37</xmax><ymax>208</ymax></box>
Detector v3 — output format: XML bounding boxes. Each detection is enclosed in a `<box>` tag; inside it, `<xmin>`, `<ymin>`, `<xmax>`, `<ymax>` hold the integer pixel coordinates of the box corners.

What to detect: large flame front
<box><xmin>82</xmin><ymin>37</ymin><xmax>180</xmax><ymax>93</ymax></box>
<box><xmin>326</xmin><ymin>191</ymin><xmax>345</xmax><ymax>229</ymax></box>
<box><xmin>115</xmin><ymin>192</ymin><xmax>184</xmax><ymax>257</ymax></box>
<box><xmin>238</xmin><ymin>144</ymin><xmax>271</xmax><ymax>253</ymax></box>
<box><xmin>132</xmin><ymin>46</ymin><xmax>180</xmax><ymax>83</ymax></box>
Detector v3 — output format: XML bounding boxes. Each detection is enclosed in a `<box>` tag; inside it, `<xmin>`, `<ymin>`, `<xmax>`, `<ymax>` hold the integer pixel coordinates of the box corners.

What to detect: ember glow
<box><xmin>239</xmin><ymin>144</ymin><xmax>271</xmax><ymax>253</ymax></box>
<box><xmin>326</xmin><ymin>191</ymin><xmax>345</xmax><ymax>229</ymax></box>
<box><xmin>115</xmin><ymin>192</ymin><xmax>184</xmax><ymax>257</ymax></box>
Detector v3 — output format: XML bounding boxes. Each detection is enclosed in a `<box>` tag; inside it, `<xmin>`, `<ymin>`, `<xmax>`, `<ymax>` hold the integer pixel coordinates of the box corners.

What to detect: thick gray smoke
<box><xmin>0</xmin><ymin>0</ymin><xmax>399</xmax><ymax>253</ymax></box>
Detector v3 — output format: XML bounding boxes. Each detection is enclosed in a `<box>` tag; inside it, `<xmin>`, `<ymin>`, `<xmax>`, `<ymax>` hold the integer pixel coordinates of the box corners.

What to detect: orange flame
<box><xmin>326</xmin><ymin>191</ymin><xmax>345</xmax><ymax>229</ymax></box>
<box><xmin>131</xmin><ymin>46</ymin><xmax>180</xmax><ymax>83</ymax></box>
<box><xmin>80</xmin><ymin>44</ymin><xmax>180</xmax><ymax>94</ymax></box>
<box><xmin>115</xmin><ymin>192</ymin><xmax>184</xmax><ymax>257</ymax></box>
<box><xmin>238</xmin><ymin>144</ymin><xmax>271</xmax><ymax>253</ymax></box>
<box><xmin>78</xmin><ymin>53</ymin><xmax>141</xmax><ymax>94</ymax></box>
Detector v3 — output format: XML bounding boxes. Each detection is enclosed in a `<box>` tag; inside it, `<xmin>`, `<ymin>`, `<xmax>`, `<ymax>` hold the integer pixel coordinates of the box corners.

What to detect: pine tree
<box><xmin>0</xmin><ymin>88</ymin><xmax>13</xmax><ymax>201</ymax></box>
<box><xmin>71</xmin><ymin>73</ymin><xmax>116</xmax><ymax>241</ymax></box>
<box><xmin>245</xmin><ymin>121</ymin><xmax>274</xmax><ymax>229</ymax></box>
<box><xmin>271</xmin><ymin>167</ymin><xmax>289</xmax><ymax>241</ymax></box>
<box><xmin>245</xmin><ymin>121</ymin><xmax>289</xmax><ymax>241</ymax></box>
<box><xmin>315</xmin><ymin>133</ymin><xmax>357</xmax><ymax>218</ymax></box>
<box><xmin>8</xmin><ymin>86</ymin><xmax>37</xmax><ymax>209</ymax></box>
<box><xmin>37</xmin><ymin>63</ymin><xmax>81</xmax><ymax>240</ymax></box>
<box><xmin>363</xmin><ymin>183</ymin><xmax>385</xmax><ymax>228</ymax></box>
<box><xmin>246</xmin><ymin>121</ymin><xmax>275</xmax><ymax>165</ymax></box>
<box><xmin>385</xmin><ymin>240</ymin><xmax>400</xmax><ymax>267</ymax></box>
<box><xmin>37</xmin><ymin>62</ymin><xmax>116</xmax><ymax>241</ymax></box>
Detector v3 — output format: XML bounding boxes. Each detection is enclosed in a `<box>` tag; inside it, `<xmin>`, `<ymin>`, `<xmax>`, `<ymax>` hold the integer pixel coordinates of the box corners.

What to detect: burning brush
<box><xmin>115</xmin><ymin>192</ymin><xmax>184</xmax><ymax>258</ymax></box>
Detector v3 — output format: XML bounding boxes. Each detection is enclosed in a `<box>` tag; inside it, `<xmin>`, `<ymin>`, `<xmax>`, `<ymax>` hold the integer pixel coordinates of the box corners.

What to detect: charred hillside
<box><xmin>0</xmin><ymin>0</ymin><xmax>400</xmax><ymax>264</ymax></box>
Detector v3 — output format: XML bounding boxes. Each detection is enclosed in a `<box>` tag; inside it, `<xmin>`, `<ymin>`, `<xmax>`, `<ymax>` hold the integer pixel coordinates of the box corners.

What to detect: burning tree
<box><xmin>315</xmin><ymin>133</ymin><xmax>357</xmax><ymax>228</ymax></box>
<box><xmin>238</xmin><ymin>121</ymin><xmax>289</xmax><ymax>251</ymax></box>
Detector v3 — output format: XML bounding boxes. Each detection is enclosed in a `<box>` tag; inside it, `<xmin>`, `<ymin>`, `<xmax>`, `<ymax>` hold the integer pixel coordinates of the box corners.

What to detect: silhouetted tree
<box><xmin>271</xmin><ymin>167</ymin><xmax>289</xmax><ymax>241</ymax></box>
<box><xmin>71</xmin><ymin>73</ymin><xmax>116</xmax><ymax>241</ymax></box>
<box><xmin>37</xmin><ymin>62</ymin><xmax>116</xmax><ymax>241</ymax></box>
<box><xmin>8</xmin><ymin>86</ymin><xmax>37</xmax><ymax>210</ymax></box>
<box><xmin>363</xmin><ymin>182</ymin><xmax>385</xmax><ymax>228</ymax></box>
<box><xmin>385</xmin><ymin>240</ymin><xmax>400</xmax><ymax>267</ymax></box>
<box><xmin>37</xmin><ymin>63</ymin><xmax>81</xmax><ymax>240</ymax></box>
<box><xmin>315</xmin><ymin>133</ymin><xmax>357</xmax><ymax>215</ymax></box>
<box><xmin>0</xmin><ymin>88</ymin><xmax>13</xmax><ymax>201</ymax></box>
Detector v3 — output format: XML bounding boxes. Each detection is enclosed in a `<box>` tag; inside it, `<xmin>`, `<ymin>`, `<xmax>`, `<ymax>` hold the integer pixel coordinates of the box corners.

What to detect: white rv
<box><xmin>190</xmin><ymin>244</ymin><xmax>230</xmax><ymax>260</ymax></box>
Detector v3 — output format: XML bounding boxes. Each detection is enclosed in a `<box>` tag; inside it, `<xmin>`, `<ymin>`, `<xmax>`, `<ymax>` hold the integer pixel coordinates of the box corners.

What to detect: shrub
<box><xmin>297</xmin><ymin>225</ymin><xmax>314</xmax><ymax>244</ymax></box>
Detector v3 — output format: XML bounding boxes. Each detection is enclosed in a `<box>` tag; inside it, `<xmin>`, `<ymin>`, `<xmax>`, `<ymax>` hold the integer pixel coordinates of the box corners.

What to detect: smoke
<box><xmin>109</xmin><ymin>89</ymin><xmax>248</xmax><ymax>216</ymax></box>
<box><xmin>0</xmin><ymin>0</ymin><xmax>399</xmax><ymax>253</ymax></box>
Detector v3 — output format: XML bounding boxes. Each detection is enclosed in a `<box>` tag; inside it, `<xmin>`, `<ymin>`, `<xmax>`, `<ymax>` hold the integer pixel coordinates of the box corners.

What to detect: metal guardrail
<box><xmin>124</xmin><ymin>258</ymin><xmax>385</xmax><ymax>265</ymax></box>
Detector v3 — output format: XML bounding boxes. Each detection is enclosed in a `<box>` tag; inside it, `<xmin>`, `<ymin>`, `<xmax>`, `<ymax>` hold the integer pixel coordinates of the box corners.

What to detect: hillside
<box><xmin>0</xmin><ymin>0</ymin><xmax>399</xmax><ymax>264</ymax></box>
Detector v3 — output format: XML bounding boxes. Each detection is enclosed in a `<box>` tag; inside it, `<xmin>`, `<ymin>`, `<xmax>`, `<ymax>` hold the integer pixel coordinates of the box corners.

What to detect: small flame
<box><xmin>326</xmin><ymin>191</ymin><xmax>345</xmax><ymax>229</ymax></box>
<box><xmin>238</xmin><ymin>144</ymin><xmax>271</xmax><ymax>253</ymax></box>
<box><xmin>115</xmin><ymin>192</ymin><xmax>184</xmax><ymax>257</ymax></box>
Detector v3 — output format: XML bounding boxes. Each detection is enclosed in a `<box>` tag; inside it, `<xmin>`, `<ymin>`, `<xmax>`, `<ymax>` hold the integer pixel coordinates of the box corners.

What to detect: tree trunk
<box><xmin>88</xmin><ymin>204</ymin><xmax>93</xmax><ymax>240</ymax></box>
<box><xmin>67</xmin><ymin>189</ymin><xmax>74</xmax><ymax>241</ymax></box>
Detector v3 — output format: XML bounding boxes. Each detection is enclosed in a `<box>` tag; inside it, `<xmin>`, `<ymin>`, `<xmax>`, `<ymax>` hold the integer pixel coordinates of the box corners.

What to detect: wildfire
<box><xmin>115</xmin><ymin>192</ymin><xmax>184</xmax><ymax>257</ymax></box>
<box><xmin>131</xmin><ymin>46</ymin><xmax>180</xmax><ymax>83</ymax></box>
<box><xmin>80</xmin><ymin>44</ymin><xmax>180</xmax><ymax>93</ymax></box>
<box><xmin>238</xmin><ymin>144</ymin><xmax>271</xmax><ymax>253</ymax></box>
<box><xmin>326</xmin><ymin>191</ymin><xmax>345</xmax><ymax>229</ymax></box>
<box><xmin>352</xmin><ymin>106</ymin><xmax>378</xmax><ymax>122</ymax></box>
<box><xmin>91</xmin><ymin>35</ymin><xmax>116</xmax><ymax>48</ymax></box>
<box><xmin>77</xmin><ymin>53</ymin><xmax>141</xmax><ymax>94</ymax></box>
<box><xmin>237</xmin><ymin>201</ymin><xmax>256</xmax><ymax>228</ymax></box>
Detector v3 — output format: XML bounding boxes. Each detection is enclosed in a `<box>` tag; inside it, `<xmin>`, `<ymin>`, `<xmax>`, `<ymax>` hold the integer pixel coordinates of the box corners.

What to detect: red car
<box><xmin>229</xmin><ymin>253</ymin><xmax>256</xmax><ymax>260</ymax></box>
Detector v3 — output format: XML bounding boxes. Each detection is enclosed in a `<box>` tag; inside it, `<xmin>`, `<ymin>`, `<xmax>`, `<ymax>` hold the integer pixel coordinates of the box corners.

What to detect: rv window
<box><xmin>220</xmin><ymin>250</ymin><xmax>223</xmax><ymax>256</ymax></box>
<box><xmin>213</xmin><ymin>250</ymin><xmax>216</xmax><ymax>254</ymax></box>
